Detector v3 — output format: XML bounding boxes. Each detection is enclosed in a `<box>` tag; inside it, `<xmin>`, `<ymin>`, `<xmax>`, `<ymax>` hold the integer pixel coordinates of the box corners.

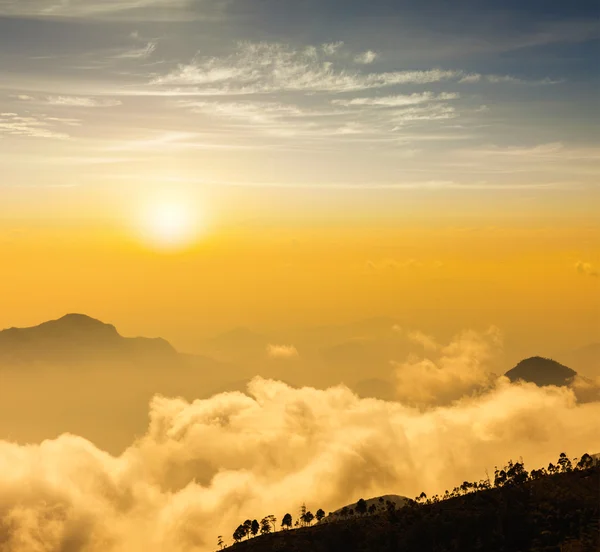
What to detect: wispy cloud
<box><xmin>0</xmin><ymin>112</ymin><xmax>75</xmax><ymax>139</ymax></box>
<box><xmin>354</xmin><ymin>50</ymin><xmax>378</xmax><ymax>64</ymax></box>
<box><xmin>151</xmin><ymin>42</ymin><xmax>466</xmax><ymax>94</ymax></box>
<box><xmin>266</xmin><ymin>344</ymin><xmax>299</xmax><ymax>359</ymax></box>
<box><xmin>333</xmin><ymin>92</ymin><xmax>459</xmax><ymax>108</ymax></box>
<box><xmin>46</xmin><ymin>96</ymin><xmax>123</xmax><ymax>107</ymax></box>
<box><xmin>151</xmin><ymin>42</ymin><xmax>559</xmax><ymax>96</ymax></box>
<box><xmin>114</xmin><ymin>41</ymin><xmax>157</xmax><ymax>59</ymax></box>
<box><xmin>0</xmin><ymin>0</ymin><xmax>191</xmax><ymax>19</ymax></box>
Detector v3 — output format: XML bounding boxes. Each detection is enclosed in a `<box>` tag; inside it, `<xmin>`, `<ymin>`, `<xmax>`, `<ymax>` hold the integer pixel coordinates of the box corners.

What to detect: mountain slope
<box><xmin>229</xmin><ymin>467</ymin><xmax>599</xmax><ymax>552</ymax></box>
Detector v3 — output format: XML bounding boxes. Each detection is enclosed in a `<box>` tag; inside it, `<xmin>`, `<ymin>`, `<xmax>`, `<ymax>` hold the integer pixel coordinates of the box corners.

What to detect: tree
<box><xmin>558</xmin><ymin>452</ymin><xmax>573</xmax><ymax>473</ymax></box>
<box><xmin>281</xmin><ymin>514</ymin><xmax>294</xmax><ymax>529</ymax></box>
<box><xmin>217</xmin><ymin>535</ymin><xmax>224</xmax><ymax>550</ymax></box>
<box><xmin>250</xmin><ymin>519</ymin><xmax>259</xmax><ymax>537</ymax></box>
<box><xmin>301</xmin><ymin>510</ymin><xmax>314</xmax><ymax>526</ymax></box>
<box><xmin>577</xmin><ymin>453</ymin><xmax>594</xmax><ymax>470</ymax></box>
<box><xmin>356</xmin><ymin>498</ymin><xmax>368</xmax><ymax>516</ymax></box>
<box><xmin>281</xmin><ymin>513</ymin><xmax>293</xmax><ymax>530</ymax></box>
<box><xmin>260</xmin><ymin>517</ymin><xmax>271</xmax><ymax>535</ymax></box>
<box><xmin>233</xmin><ymin>525</ymin><xmax>245</xmax><ymax>543</ymax></box>
<box><xmin>316</xmin><ymin>509</ymin><xmax>326</xmax><ymax>522</ymax></box>
<box><xmin>368</xmin><ymin>504</ymin><xmax>377</xmax><ymax>515</ymax></box>
<box><xmin>265</xmin><ymin>515</ymin><xmax>277</xmax><ymax>532</ymax></box>
<box><xmin>340</xmin><ymin>506</ymin><xmax>349</xmax><ymax>518</ymax></box>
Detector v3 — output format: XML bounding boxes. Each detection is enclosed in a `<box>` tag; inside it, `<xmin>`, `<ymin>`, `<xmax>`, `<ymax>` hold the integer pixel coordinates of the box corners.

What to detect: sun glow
<box><xmin>137</xmin><ymin>194</ymin><xmax>204</xmax><ymax>250</ymax></box>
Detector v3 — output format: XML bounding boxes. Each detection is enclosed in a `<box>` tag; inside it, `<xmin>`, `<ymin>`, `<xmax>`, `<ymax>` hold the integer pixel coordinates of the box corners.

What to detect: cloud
<box><xmin>267</xmin><ymin>344</ymin><xmax>299</xmax><ymax>359</ymax></box>
<box><xmin>151</xmin><ymin>42</ymin><xmax>465</xmax><ymax>94</ymax></box>
<box><xmin>322</xmin><ymin>41</ymin><xmax>345</xmax><ymax>56</ymax></box>
<box><xmin>0</xmin><ymin>0</ymin><xmax>192</xmax><ymax>19</ymax></box>
<box><xmin>0</xmin><ymin>112</ymin><xmax>75</xmax><ymax>139</ymax></box>
<box><xmin>45</xmin><ymin>96</ymin><xmax>123</xmax><ymax>107</ymax></box>
<box><xmin>114</xmin><ymin>41</ymin><xmax>157</xmax><ymax>59</ymax></box>
<box><xmin>179</xmin><ymin>100</ymin><xmax>306</xmax><ymax>124</ymax></box>
<box><xmin>406</xmin><ymin>330</ymin><xmax>439</xmax><ymax>351</ymax></box>
<box><xmin>393</xmin><ymin>327</ymin><xmax>502</xmax><ymax>406</ymax></box>
<box><xmin>575</xmin><ymin>261</ymin><xmax>599</xmax><ymax>278</ymax></box>
<box><xmin>332</xmin><ymin>92</ymin><xmax>459</xmax><ymax>108</ymax></box>
<box><xmin>0</xmin><ymin>376</ymin><xmax>598</xmax><ymax>551</ymax></box>
<box><xmin>354</xmin><ymin>50</ymin><xmax>378</xmax><ymax>64</ymax></box>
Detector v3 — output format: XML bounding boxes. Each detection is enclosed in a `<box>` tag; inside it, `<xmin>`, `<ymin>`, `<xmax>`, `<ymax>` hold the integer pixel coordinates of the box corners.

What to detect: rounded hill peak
<box><xmin>505</xmin><ymin>356</ymin><xmax>577</xmax><ymax>387</ymax></box>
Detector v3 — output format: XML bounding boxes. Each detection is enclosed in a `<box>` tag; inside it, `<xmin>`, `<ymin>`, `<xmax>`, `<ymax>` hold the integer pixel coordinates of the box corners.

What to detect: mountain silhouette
<box><xmin>505</xmin><ymin>356</ymin><xmax>577</xmax><ymax>387</ymax></box>
<box><xmin>322</xmin><ymin>494</ymin><xmax>408</xmax><ymax>523</ymax></box>
<box><xmin>0</xmin><ymin>313</ymin><xmax>177</xmax><ymax>364</ymax></box>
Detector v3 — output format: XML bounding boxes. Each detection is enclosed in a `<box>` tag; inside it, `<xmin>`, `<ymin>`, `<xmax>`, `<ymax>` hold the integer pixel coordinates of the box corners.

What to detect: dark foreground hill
<box><xmin>505</xmin><ymin>356</ymin><xmax>577</xmax><ymax>387</ymax></box>
<box><xmin>228</xmin><ymin>464</ymin><xmax>599</xmax><ymax>552</ymax></box>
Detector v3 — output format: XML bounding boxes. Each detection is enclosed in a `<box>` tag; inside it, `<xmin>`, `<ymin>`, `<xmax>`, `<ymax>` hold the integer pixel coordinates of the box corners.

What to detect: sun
<box><xmin>136</xmin><ymin>194</ymin><xmax>204</xmax><ymax>251</ymax></box>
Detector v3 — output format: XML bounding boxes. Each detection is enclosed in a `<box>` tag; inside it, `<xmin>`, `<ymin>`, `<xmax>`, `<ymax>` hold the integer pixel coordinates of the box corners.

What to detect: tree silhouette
<box><xmin>260</xmin><ymin>517</ymin><xmax>271</xmax><ymax>535</ymax></box>
<box><xmin>356</xmin><ymin>498</ymin><xmax>368</xmax><ymax>516</ymax></box>
<box><xmin>250</xmin><ymin>519</ymin><xmax>259</xmax><ymax>537</ymax></box>
<box><xmin>301</xmin><ymin>510</ymin><xmax>315</xmax><ymax>526</ymax></box>
<box><xmin>233</xmin><ymin>525</ymin><xmax>245</xmax><ymax>543</ymax></box>
<box><xmin>243</xmin><ymin>520</ymin><xmax>252</xmax><ymax>540</ymax></box>
<box><xmin>368</xmin><ymin>504</ymin><xmax>377</xmax><ymax>515</ymax></box>
<box><xmin>558</xmin><ymin>452</ymin><xmax>573</xmax><ymax>473</ymax></box>
<box><xmin>577</xmin><ymin>453</ymin><xmax>594</xmax><ymax>470</ymax></box>
<box><xmin>281</xmin><ymin>513</ymin><xmax>293</xmax><ymax>530</ymax></box>
<box><xmin>316</xmin><ymin>509</ymin><xmax>325</xmax><ymax>522</ymax></box>
<box><xmin>266</xmin><ymin>514</ymin><xmax>277</xmax><ymax>532</ymax></box>
<box><xmin>217</xmin><ymin>535</ymin><xmax>224</xmax><ymax>550</ymax></box>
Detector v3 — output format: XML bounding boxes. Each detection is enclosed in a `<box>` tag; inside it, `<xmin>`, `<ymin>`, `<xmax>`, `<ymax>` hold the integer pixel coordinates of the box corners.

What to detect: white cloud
<box><xmin>391</xmin><ymin>104</ymin><xmax>458</xmax><ymax>124</ymax></box>
<box><xmin>322</xmin><ymin>41</ymin><xmax>345</xmax><ymax>55</ymax></box>
<box><xmin>151</xmin><ymin>42</ymin><xmax>464</xmax><ymax>94</ymax></box>
<box><xmin>332</xmin><ymin>92</ymin><xmax>459</xmax><ymax>108</ymax></box>
<box><xmin>180</xmin><ymin>100</ymin><xmax>305</xmax><ymax>124</ymax></box>
<box><xmin>115</xmin><ymin>41</ymin><xmax>157</xmax><ymax>59</ymax></box>
<box><xmin>0</xmin><ymin>0</ymin><xmax>190</xmax><ymax>19</ymax></box>
<box><xmin>354</xmin><ymin>50</ymin><xmax>378</xmax><ymax>64</ymax></box>
<box><xmin>266</xmin><ymin>344</ymin><xmax>299</xmax><ymax>359</ymax></box>
<box><xmin>46</xmin><ymin>96</ymin><xmax>123</xmax><ymax>107</ymax></box>
<box><xmin>394</xmin><ymin>327</ymin><xmax>502</xmax><ymax>406</ymax></box>
<box><xmin>0</xmin><ymin>376</ymin><xmax>598</xmax><ymax>551</ymax></box>
<box><xmin>0</xmin><ymin>112</ymin><xmax>74</xmax><ymax>139</ymax></box>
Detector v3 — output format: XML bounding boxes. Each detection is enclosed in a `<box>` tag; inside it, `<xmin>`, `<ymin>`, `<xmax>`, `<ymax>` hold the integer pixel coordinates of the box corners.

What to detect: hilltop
<box><xmin>505</xmin><ymin>356</ymin><xmax>578</xmax><ymax>387</ymax></box>
<box><xmin>226</xmin><ymin>456</ymin><xmax>599</xmax><ymax>552</ymax></box>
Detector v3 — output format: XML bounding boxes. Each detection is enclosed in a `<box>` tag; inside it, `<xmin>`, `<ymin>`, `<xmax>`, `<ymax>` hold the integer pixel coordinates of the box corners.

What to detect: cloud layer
<box><xmin>1</xmin><ymin>373</ymin><xmax>599</xmax><ymax>552</ymax></box>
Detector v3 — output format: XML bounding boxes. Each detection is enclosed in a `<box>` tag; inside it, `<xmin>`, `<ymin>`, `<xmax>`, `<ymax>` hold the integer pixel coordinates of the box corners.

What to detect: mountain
<box><xmin>230</xmin><ymin>464</ymin><xmax>599</xmax><ymax>552</ymax></box>
<box><xmin>322</xmin><ymin>495</ymin><xmax>408</xmax><ymax>523</ymax></box>
<box><xmin>0</xmin><ymin>314</ymin><xmax>231</xmax><ymax>454</ymax></box>
<box><xmin>505</xmin><ymin>356</ymin><xmax>577</xmax><ymax>387</ymax></box>
<box><xmin>0</xmin><ymin>313</ymin><xmax>177</xmax><ymax>365</ymax></box>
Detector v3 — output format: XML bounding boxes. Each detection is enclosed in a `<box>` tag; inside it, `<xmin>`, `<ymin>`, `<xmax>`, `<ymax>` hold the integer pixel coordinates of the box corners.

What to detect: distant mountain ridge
<box><xmin>0</xmin><ymin>313</ymin><xmax>177</xmax><ymax>364</ymax></box>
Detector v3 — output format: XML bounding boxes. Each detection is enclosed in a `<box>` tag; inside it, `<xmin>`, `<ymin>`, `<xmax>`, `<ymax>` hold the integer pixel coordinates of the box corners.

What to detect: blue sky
<box><xmin>0</xmin><ymin>0</ymin><xmax>598</xmax><ymax>198</ymax></box>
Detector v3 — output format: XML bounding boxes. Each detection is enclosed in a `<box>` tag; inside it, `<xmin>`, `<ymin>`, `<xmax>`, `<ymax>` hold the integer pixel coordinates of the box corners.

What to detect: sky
<box><xmin>0</xmin><ymin>3</ymin><xmax>599</xmax><ymax>550</ymax></box>
<box><xmin>0</xmin><ymin>0</ymin><xmax>599</xmax><ymax>352</ymax></box>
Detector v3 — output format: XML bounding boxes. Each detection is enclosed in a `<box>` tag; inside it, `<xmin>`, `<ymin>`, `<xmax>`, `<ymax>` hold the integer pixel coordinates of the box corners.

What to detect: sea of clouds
<box><xmin>1</xmin><ymin>329</ymin><xmax>599</xmax><ymax>551</ymax></box>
